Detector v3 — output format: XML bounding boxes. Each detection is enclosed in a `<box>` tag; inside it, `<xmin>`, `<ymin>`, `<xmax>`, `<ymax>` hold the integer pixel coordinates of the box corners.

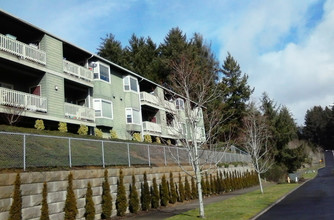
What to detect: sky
<box><xmin>1</xmin><ymin>0</ymin><xmax>333</xmax><ymax>126</ymax></box>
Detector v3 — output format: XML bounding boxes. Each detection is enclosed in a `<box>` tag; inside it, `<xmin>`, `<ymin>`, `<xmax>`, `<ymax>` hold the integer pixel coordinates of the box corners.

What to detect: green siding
<box><xmin>40</xmin><ymin>35</ymin><xmax>63</xmax><ymax>73</ymax></box>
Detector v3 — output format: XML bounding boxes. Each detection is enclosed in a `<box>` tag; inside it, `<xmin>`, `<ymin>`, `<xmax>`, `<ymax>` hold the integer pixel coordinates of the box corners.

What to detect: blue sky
<box><xmin>1</xmin><ymin>0</ymin><xmax>333</xmax><ymax>125</ymax></box>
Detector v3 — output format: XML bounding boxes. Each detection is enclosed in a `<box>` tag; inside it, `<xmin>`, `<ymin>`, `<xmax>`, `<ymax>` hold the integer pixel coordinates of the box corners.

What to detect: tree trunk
<box><xmin>258</xmin><ymin>172</ymin><xmax>263</xmax><ymax>194</ymax></box>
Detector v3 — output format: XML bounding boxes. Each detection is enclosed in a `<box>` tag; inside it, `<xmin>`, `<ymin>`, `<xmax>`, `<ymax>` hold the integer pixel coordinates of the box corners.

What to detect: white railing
<box><xmin>0</xmin><ymin>33</ymin><xmax>46</xmax><ymax>65</ymax></box>
<box><xmin>164</xmin><ymin>100</ymin><xmax>177</xmax><ymax>112</ymax></box>
<box><xmin>64</xmin><ymin>103</ymin><xmax>95</xmax><ymax>122</ymax></box>
<box><xmin>166</xmin><ymin>126</ymin><xmax>180</xmax><ymax>137</ymax></box>
<box><xmin>142</xmin><ymin>121</ymin><xmax>162</xmax><ymax>133</ymax></box>
<box><xmin>63</xmin><ymin>60</ymin><xmax>93</xmax><ymax>82</ymax></box>
<box><xmin>0</xmin><ymin>87</ymin><xmax>47</xmax><ymax>112</ymax></box>
<box><xmin>140</xmin><ymin>92</ymin><xmax>159</xmax><ymax>106</ymax></box>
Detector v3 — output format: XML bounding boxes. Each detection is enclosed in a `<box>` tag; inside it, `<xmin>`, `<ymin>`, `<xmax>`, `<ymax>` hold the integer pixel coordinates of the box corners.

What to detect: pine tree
<box><xmin>205</xmin><ymin>172</ymin><xmax>210</xmax><ymax>196</ymax></box>
<box><xmin>178</xmin><ymin>173</ymin><xmax>185</xmax><ymax>202</ymax></box>
<box><xmin>84</xmin><ymin>182</ymin><xmax>95</xmax><ymax>220</ymax></box>
<box><xmin>64</xmin><ymin>173</ymin><xmax>77</xmax><ymax>220</ymax></box>
<box><xmin>40</xmin><ymin>182</ymin><xmax>49</xmax><ymax>220</ymax></box>
<box><xmin>201</xmin><ymin>177</ymin><xmax>206</xmax><ymax>197</ymax></box>
<box><xmin>151</xmin><ymin>177</ymin><xmax>160</xmax><ymax>209</ymax></box>
<box><xmin>101</xmin><ymin>170</ymin><xmax>112</xmax><ymax>219</ymax></box>
<box><xmin>141</xmin><ymin>172</ymin><xmax>151</xmax><ymax>211</ymax></box>
<box><xmin>184</xmin><ymin>176</ymin><xmax>191</xmax><ymax>201</ymax></box>
<box><xmin>160</xmin><ymin>174</ymin><xmax>169</xmax><ymax>206</ymax></box>
<box><xmin>129</xmin><ymin>174</ymin><xmax>139</xmax><ymax>214</ymax></box>
<box><xmin>116</xmin><ymin>169</ymin><xmax>127</xmax><ymax>216</ymax></box>
<box><xmin>169</xmin><ymin>172</ymin><xmax>177</xmax><ymax>204</ymax></box>
<box><xmin>191</xmin><ymin>177</ymin><xmax>197</xmax><ymax>199</ymax></box>
<box><xmin>9</xmin><ymin>173</ymin><xmax>22</xmax><ymax>220</ymax></box>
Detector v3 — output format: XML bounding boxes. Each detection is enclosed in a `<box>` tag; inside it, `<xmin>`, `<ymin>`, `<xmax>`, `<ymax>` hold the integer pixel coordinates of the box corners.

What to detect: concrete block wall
<box><xmin>0</xmin><ymin>165</ymin><xmax>252</xmax><ymax>220</ymax></box>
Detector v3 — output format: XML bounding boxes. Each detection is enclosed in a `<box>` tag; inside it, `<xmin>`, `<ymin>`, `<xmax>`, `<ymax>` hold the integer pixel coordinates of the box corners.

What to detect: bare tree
<box><xmin>165</xmin><ymin>55</ymin><xmax>231</xmax><ymax>218</ymax></box>
<box><xmin>2</xmin><ymin>104</ymin><xmax>25</xmax><ymax>126</ymax></box>
<box><xmin>241</xmin><ymin>103</ymin><xmax>273</xmax><ymax>194</ymax></box>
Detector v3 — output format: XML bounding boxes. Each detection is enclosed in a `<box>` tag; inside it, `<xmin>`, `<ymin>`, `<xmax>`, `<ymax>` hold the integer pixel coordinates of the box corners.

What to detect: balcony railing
<box><xmin>166</xmin><ymin>126</ymin><xmax>180</xmax><ymax>137</ymax></box>
<box><xmin>0</xmin><ymin>33</ymin><xmax>46</xmax><ymax>65</ymax></box>
<box><xmin>140</xmin><ymin>92</ymin><xmax>159</xmax><ymax>106</ymax></box>
<box><xmin>164</xmin><ymin>100</ymin><xmax>176</xmax><ymax>112</ymax></box>
<box><xmin>143</xmin><ymin>121</ymin><xmax>162</xmax><ymax>133</ymax></box>
<box><xmin>64</xmin><ymin>103</ymin><xmax>95</xmax><ymax>122</ymax></box>
<box><xmin>0</xmin><ymin>87</ymin><xmax>47</xmax><ymax>112</ymax></box>
<box><xmin>63</xmin><ymin>60</ymin><xmax>93</xmax><ymax>82</ymax></box>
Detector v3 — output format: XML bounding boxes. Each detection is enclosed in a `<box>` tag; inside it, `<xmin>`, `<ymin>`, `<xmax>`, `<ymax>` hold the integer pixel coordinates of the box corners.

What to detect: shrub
<box><xmin>160</xmin><ymin>174</ymin><xmax>169</xmax><ymax>206</ymax></box>
<box><xmin>110</xmin><ymin>129</ymin><xmax>118</xmax><ymax>139</ymax></box>
<box><xmin>133</xmin><ymin>133</ymin><xmax>142</xmax><ymax>142</ymax></box>
<box><xmin>64</xmin><ymin>173</ymin><xmax>77</xmax><ymax>220</ymax></box>
<box><xmin>155</xmin><ymin>136</ymin><xmax>161</xmax><ymax>144</ymax></box>
<box><xmin>101</xmin><ymin>170</ymin><xmax>112</xmax><ymax>219</ymax></box>
<box><xmin>167</xmin><ymin>139</ymin><xmax>172</xmax><ymax>146</ymax></box>
<box><xmin>94</xmin><ymin>128</ymin><xmax>103</xmax><ymax>138</ymax></box>
<box><xmin>84</xmin><ymin>182</ymin><xmax>95</xmax><ymax>220</ymax></box>
<box><xmin>184</xmin><ymin>176</ymin><xmax>191</xmax><ymax>201</ymax></box>
<box><xmin>58</xmin><ymin>122</ymin><xmax>67</xmax><ymax>133</ymax></box>
<box><xmin>9</xmin><ymin>173</ymin><xmax>22</xmax><ymax>220</ymax></box>
<box><xmin>144</xmin><ymin>134</ymin><xmax>152</xmax><ymax>143</ymax></box>
<box><xmin>263</xmin><ymin>164</ymin><xmax>288</xmax><ymax>183</ymax></box>
<box><xmin>129</xmin><ymin>174</ymin><xmax>139</xmax><ymax>214</ymax></box>
<box><xmin>78</xmin><ymin>124</ymin><xmax>88</xmax><ymax>135</ymax></box>
<box><xmin>40</xmin><ymin>182</ymin><xmax>49</xmax><ymax>220</ymax></box>
<box><xmin>178</xmin><ymin>173</ymin><xmax>185</xmax><ymax>202</ymax></box>
<box><xmin>34</xmin><ymin>119</ymin><xmax>45</xmax><ymax>130</ymax></box>
<box><xmin>169</xmin><ymin>172</ymin><xmax>177</xmax><ymax>204</ymax></box>
<box><xmin>151</xmin><ymin>177</ymin><xmax>160</xmax><ymax>209</ymax></box>
<box><xmin>141</xmin><ymin>172</ymin><xmax>151</xmax><ymax>211</ymax></box>
<box><xmin>191</xmin><ymin>177</ymin><xmax>197</xmax><ymax>199</ymax></box>
<box><xmin>116</xmin><ymin>169</ymin><xmax>127</xmax><ymax>216</ymax></box>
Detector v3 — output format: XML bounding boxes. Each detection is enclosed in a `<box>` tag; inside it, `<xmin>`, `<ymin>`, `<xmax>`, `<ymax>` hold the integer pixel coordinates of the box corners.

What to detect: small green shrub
<box><xmin>144</xmin><ymin>134</ymin><xmax>152</xmax><ymax>143</ymax></box>
<box><xmin>178</xmin><ymin>173</ymin><xmax>185</xmax><ymax>202</ymax></box>
<box><xmin>58</xmin><ymin>122</ymin><xmax>67</xmax><ymax>133</ymax></box>
<box><xmin>155</xmin><ymin>136</ymin><xmax>161</xmax><ymax>144</ymax></box>
<box><xmin>64</xmin><ymin>173</ymin><xmax>77</xmax><ymax>220</ymax></box>
<box><xmin>84</xmin><ymin>182</ymin><xmax>95</xmax><ymax>220</ymax></box>
<box><xmin>151</xmin><ymin>177</ymin><xmax>160</xmax><ymax>209</ymax></box>
<box><xmin>101</xmin><ymin>170</ymin><xmax>112</xmax><ymax>219</ymax></box>
<box><xmin>34</xmin><ymin>119</ymin><xmax>45</xmax><ymax>130</ymax></box>
<box><xmin>110</xmin><ymin>129</ymin><xmax>118</xmax><ymax>139</ymax></box>
<box><xmin>184</xmin><ymin>176</ymin><xmax>191</xmax><ymax>200</ymax></box>
<box><xmin>160</xmin><ymin>174</ymin><xmax>169</xmax><ymax>206</ymax></box>
<box><xmin>129</xmin><ymin>174</ymin><xmax>139</xmax><ymax>214</ymax></box>
<box><xmin>78</xmin><ymin>124</ymin><xmax>88</xmax><ymax>135</ymax></box>
<box><xmin>94</xmin><ymin>128</ymin><xmax>103</xmax><ymax>138</ymax></box>
<box><xmin>141</xmin><ymin>172</ymin><xmax>151</xmax><ymax>211</ymax></box>
<box><xmin>9</xmin><ymin>173</ymin><xmax>22</xmax><ymax>220</ymax></box>
<box><xmin>169</xmin><ymin>172</ymin><xmax>177</xmax><ymax>204</ymax></box>
<box><xmin>133</xmin><ymin>133</ymin><xmax>142</xmax><ymax>142</ymax></box>
<box><xmin>167</xmin><ymin>139</ymin><xmax>172</xmax><ymax>146</ymax></box>
<box><xmin>116</xmin><ymin>169</ymin><xmax>127</xmax><ymax>216</ymax></box>
<box><xmin>40</xmin><ymin>182</ymin><xmax>49</xmax><ymax>220</ymax></box>
<box><xmin>191</xmin><ymin>177</ymin><xmax>198</xmax><ymax>199</ymax></box>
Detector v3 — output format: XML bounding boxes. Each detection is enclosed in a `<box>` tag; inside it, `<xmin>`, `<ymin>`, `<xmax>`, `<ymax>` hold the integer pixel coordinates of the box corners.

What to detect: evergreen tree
<box><xmin>191</xmin><ymin>177</ymin><xmax>197</xmax><ymax>199</ymax></box>
<box><xmin>205</xmin><ymin>173</ymin><xmax>210</xmax><ymax>196</ymax></box>
<box><xmin>84</xmin><ymin>182</ymin><xmax>95</xmax><ymax>220</ymax></box>
<box><xmin>40</xmin><ymin>182</ymin><xmax>49</xmax><ymax>220</ymax></box>
<box><xmin>101</xmin><ymin>170</ymin><xmax>112</xmax><ymax>219</ymax></box>
<box><xmin>9</xmin><ymin>173</ymin><xmax>22</xmax><ymax>220</ymax></box>
<box><xmin>64</xmin><ymin>173</ymin><xmax>77</xmax><ymax>220</ymax></box>
<box><xmin>97</xmin><ymin>33</ymin><xmax>124</xmax><ymax>65</ymax></box>
<box><xmin>169</xmin><ymin>172</ymin><xmax>177</xmax><ymax>204</ymax></box>
<box><xmin>151</xmin><ymin>177</ymin><xmax>160</xmax><ymax>209</ymax></box>
<box><xmin>184</xmin><ymin>176</ymin><xmax>191</xmax><ymax>201</ymax></box>
<box><xmin>160</xmin><ymin>174</ymin><xmax>169</xmax><ymax>206</ymax></box>
<box><xmin>141</xmin><ymin>172</ymin><xmax>151</xmax><ymax>211</ymax></box>
<box><xmin>129</xmin><ymin>174</ymin><xmax>139</xmax><ymax>214</ymax></box>
<box><xmin>178</xmin><ymin>173</ymin><xmax>185</xmax><ymax>202</ymax></box>
<box><xmin>116</xmin><ymin>169</ymin><xmax>127</xmax><ymax>216</ymax></box>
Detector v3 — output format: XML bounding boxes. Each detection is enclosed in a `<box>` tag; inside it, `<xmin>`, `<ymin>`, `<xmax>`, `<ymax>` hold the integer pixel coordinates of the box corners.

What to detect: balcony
<box><xmin>0</xmin><ymin>87</ymin><xmax>47</xmax><ymax>112</ymax></box>
<box><xmin>166</xmin><ymin>126</ymin><xmax>180</xmax><ymax>137</ymax></box>
<box><xmin>64</xmin><ymin>103</ymin><xmax>94</xmax><ymax>122</ymax></box>
<box><xmin>143</xmin><ymin>121</ymin><xmax>162</xmax><ymax>134</ymax></box>
<box><xmin>164</xmin><ymin>100</ymin><xmax>176</xmax><ymax>112</ymax></box>
<box><xmin>140</xmin><ymin>92</ymin><xmax>159</xmax><ymax>107</ymax></box>
<box><xmin>63</xmin><ymin>60</ymin><xmax>93</xmax><ymax>82</ymax></box>
<box><xmin>0</xmin><ymin>33</ymin><xmax>46</xmax><ymax>65</ymax></box>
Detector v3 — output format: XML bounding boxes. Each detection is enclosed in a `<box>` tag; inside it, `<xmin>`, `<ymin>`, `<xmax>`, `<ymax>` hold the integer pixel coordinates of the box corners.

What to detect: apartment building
<box><xmin>0</xmin><ymin>10</ymin><xmax>206</xmax><ymax>144</ymax></box>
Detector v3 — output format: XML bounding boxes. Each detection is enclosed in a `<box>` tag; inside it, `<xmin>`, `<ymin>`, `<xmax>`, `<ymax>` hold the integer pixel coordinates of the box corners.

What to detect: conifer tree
<box><xmin>84</xmin><ymin>182</ymin><xmax>95</xmax><ymax>220</ymax></box>
<box><xmin>64</xmin><ymin>173</ymin><xmax>77</xmax><ymax>220</ymax></box>
<box><xmin>116</xmin><ymin>169</ymin><xmax>127</xmax><ymax>216</ymax></box>
<box><xmin>151</xmin><ymin>177</ymin><xmax>160</xmax><ymax>209</ymax></box>
<box><xmin>169</xmin><ymin>172</ymin><xmax>177</xmax><ymax>204</ymax></box>
<box><xmin>101</xmin><ymin>170</ymin><xmax>112</xmax><ymax>219</ymax></box>
<box><xmin>205</xmin><ymin>173</ymin><xmax>210</xmax><ymax>196</ymax></box>
<box><xmin>40</xmin><ymin>182</ymin><xmax>49</xmax><ymax>220</ymax></box>
<box><xmin>191</xmin><ymin>177</ymin><xmax>198</xmax><ymax>199</ymax></box>
<box><xmin>129</xmin><ymin>174</ymin><xmax>139</xmax><ymax>214</ymax></box>
<box><xmin>160</xmin><ymin>174</ymin><xmax>169</xmax><ymax>206</ymax></box>
<box><xmin>178</xmin><ymin>173</ymin><xmax>185</xmax><ymax>202</ymax></box>
<box><xmin>184</xmin><ymin>176</ymin><xmax>191</xmax><ymax>201</ymax></box>
<box><xmin>201</xmin><ymin>177</ymin><xmax>206</xmax><ymax>197</ymax></box>
<box><xmin>9</xmin><ymin>173</ymin><xmax>22</xmax><ymax>220</ymax></box>
<box><xmin>141</xmin><ymin>172</ymin><xmax>151</xmax><ymax>211</ymax></box>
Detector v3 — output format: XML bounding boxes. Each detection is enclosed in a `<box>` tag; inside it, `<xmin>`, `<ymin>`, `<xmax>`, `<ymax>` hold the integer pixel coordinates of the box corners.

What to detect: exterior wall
<box><xmin>40</xmin><ymin>35</ymin><xmax>63</xmax><ymax>73</ymax></box>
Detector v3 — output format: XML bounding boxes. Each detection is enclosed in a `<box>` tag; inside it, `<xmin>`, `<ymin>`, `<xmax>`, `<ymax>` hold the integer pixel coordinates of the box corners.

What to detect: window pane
<box><xmin>133</xmin><ymin>109</ymin><xmax>140</xmax><ymax>124</ymax></box>
<box><xmin>102</xmin><ymin>101</ymin><xmax>112</xmax><ymax>118</ymax></box>
<box><xmin>130</xmin><ymin>77</ymin><xmax>138</xmax><ymax>92</ymax></box>
<box><xmin>124</xmin><ymin>77</ymin><xmax>129</xmax><ymax>90</ymax></box>
<box><xmin>100</xmin><ymin>64</ymin><xmax>110</xmax><ymax>82</ymax></box>
<box><xmin>126</xmin><ymin>109</ymin><xmax>132</xmax><ymax>123</ymax></box>
<box><xmin>95</xmin><ymin>110</ymin><xmax>102</xmax><ymax>117</ymax></box>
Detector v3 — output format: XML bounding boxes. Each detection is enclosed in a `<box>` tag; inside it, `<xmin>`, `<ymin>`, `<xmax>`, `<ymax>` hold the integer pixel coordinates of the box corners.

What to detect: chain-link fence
<box><xmin>0</xmin><ymin>131</ymin><xmax>251</xmax><ymax>170</ymax></box>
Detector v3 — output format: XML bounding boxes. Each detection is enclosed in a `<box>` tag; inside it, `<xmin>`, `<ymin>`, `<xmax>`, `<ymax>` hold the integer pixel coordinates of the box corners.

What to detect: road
<box><xmin>257</xmin><ymin>150</ymin><xmax>334</xmax><ymax>220</ymax></box>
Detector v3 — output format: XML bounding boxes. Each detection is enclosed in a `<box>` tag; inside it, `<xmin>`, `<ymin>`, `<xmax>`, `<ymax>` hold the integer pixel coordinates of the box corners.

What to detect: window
<box><xmin>93</xmin><ymin>99</ymin><xmax>113</xmax><ymax>119</ymax></box>
<box><xmin>93</xmin><ymin>62</ymin><xmax>110</xmax><ymax>83</ymax></box>
<box><xmin>176</xmin><ymin>98</ymin><xmax>184</xmax><ymax>110</ymax></box>
<box><xmin>179</xmin><ymin>122</ymin><xmax>187</xmax><ymax>135</ymax></box>
<box><xmin>126</xmin><ymin>108</ymin><xmax>141</xmax><ymax>124</ymax></box>
<box><xmin>123</xmin><ymin>76</ymin><xmax>138</xmax><ymax>92</ymax></box>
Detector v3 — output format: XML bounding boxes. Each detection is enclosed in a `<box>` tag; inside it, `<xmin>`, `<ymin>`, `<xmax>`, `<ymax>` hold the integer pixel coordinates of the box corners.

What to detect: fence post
<box><xmin>148</xmin><ymin>145</ymin><xmax>151</xmax><ymax>167</ymax></box>
<box><xmin>164</xmin><ymin>146</ymin><xmax>167</xmax><ymax>166</ymax></box>
<box><xmin>127</xmin><ymin>143</ymin><xmax>131</xmax><ymax>167</ymax></box>
<box><xmin>23</xmin><ymin>134</ymin><xmax>26</xmax><ymax>171</ymax></box>
<box><xmin>101</xmin><ymin>141</ymin><xmax>105</xmax><ymax>168</ymax></box>
<box><xmin>68</xmin><ymin>138</ymin><xmax>72</xmax><ymax>168</ymax></box>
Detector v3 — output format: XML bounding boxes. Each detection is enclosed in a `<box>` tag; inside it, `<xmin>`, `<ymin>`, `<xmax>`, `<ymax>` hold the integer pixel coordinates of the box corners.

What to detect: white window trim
<box><xmin>175</xmin><ymin>98</ymin><xmax>185</xmax><ymax>110</ymax></box>
<box><xmin>125</xmin><ymin>108</ymin><xmax>141</xmax><ymax>125</ymax></box>
<box><xmin>93</xmin><ymin>98</ymin><xmax>113</xmax><ymax>119</ymax></box>
<box><xmin>93</xmin><ymin>61</ymin><xmax>111</xmax><ymax>83</ymax></box>
<box><xmin>123</xmin><ymin>75</ymin><xmax>139</xmax><ymax>93</ymax></box>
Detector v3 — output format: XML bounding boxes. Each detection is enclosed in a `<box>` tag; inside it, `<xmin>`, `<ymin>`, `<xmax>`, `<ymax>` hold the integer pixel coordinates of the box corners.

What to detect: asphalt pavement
<box><xmin>256</xmin><ymin>150</ymin><xmax>334</xmax><ymax>220</ymax></box>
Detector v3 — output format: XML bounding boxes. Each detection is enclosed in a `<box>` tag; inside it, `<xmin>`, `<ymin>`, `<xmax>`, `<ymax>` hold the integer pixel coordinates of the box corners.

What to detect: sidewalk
<box><xmin>119</xmin><ymin>184</ymin><xmax>270</xmax><ymax>220</ymax></box>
